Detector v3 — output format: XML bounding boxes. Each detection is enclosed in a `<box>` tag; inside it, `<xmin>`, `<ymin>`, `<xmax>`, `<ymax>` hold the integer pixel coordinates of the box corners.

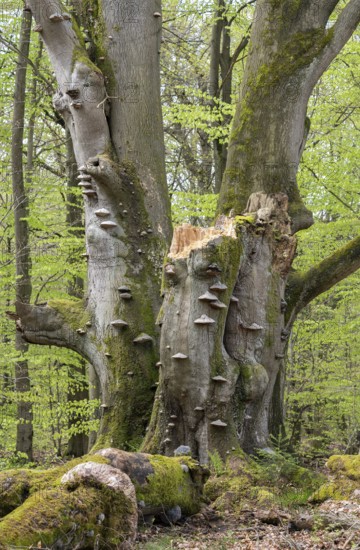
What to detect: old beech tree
<box><xmin>14</xmin><ymin>0</ymin><xmax>360</xmax><ymax>462</ymax></box>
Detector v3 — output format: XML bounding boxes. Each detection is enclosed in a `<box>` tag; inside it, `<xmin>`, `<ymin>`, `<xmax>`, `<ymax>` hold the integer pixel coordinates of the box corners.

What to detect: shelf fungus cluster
<box><xmin>118</xmin><ymin>286</ymin><xmax>132</xmax><ymax>300</ymax></box>
<box><xmin>78</xmin><ymin>167</ymin><xmax>97</xmax><ymax>199</ymax></box>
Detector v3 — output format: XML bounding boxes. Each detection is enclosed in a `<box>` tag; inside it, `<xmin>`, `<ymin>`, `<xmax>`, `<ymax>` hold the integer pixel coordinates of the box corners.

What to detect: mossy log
<box><xmin>0</xmin><ymin>449</ymin><xmax>208</xmax><ymax>549</ymax></box>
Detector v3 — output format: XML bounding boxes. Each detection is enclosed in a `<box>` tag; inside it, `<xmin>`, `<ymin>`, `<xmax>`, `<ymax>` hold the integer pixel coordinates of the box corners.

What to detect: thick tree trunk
<box><xmin>20</xmin><ymin>0</ymin><xmax>172</xmax><ymax>449</ymax></box>
<box><xmin>11</xmin><ymin>8</ymin><xmax>33</xmax><ymax>461</ymax></box>
<box><xmin>143</xmin><ymin>193</ymin><xmax>295</xmax><ymax>460</ymax></box>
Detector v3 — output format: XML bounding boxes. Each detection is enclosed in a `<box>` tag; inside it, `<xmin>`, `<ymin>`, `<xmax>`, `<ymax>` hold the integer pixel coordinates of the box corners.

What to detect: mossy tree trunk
<box><xmin>13</xmin><ymin>0</ymin><xmax>172</xmax><ymax>450</ymax></box>
<box><xmin>10</xmin><ymin>0</ymin><xmax>360</xmax><ymax>463</ymax></box>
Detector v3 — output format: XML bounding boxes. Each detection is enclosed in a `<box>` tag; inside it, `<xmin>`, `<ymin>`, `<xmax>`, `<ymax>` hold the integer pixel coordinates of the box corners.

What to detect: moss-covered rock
<box><xmin>0</xmin><ymin>449</ymin><xmax>207</xmax><ymax>548</ymax></box>
<box><xmin>310</xmin><ymin>455</ymin><xmax>360</xmax><ymax>503</ymax></box>
<box><xmin>0</xmin><ymin>484</ymin><xmax>135</xmax><ymax>549</ymax></box>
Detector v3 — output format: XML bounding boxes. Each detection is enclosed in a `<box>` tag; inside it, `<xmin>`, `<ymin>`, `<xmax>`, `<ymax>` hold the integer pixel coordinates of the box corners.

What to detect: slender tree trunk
<box><xmin>11</xmin><ymin>8</ymin><xmax>33</xmax><ymax>461</ymax></box>
<box><xmin>65</xmin><ymin>129</ymin><xmax>89</xmax><ymax>457</ymax></box>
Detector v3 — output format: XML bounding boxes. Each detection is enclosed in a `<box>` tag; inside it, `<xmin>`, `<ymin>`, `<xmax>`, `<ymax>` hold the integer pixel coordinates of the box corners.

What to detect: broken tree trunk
<box><xmin>143</xmin><ymin>193</ymin><xmax>296</xmax><ymax>460</ymax></box>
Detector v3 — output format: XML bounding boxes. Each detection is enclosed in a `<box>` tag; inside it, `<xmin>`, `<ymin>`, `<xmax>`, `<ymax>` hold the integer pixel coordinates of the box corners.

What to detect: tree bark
<box><xmin>21</xmin><ymin>0</ymin><xmax>172</xmax><ymax>449</ymax></box>
<box><xmin>11</xmin><ymin>7</ymin><xmax>33</xmax><ymax>461</ymax></box>
<box><xmin>10</xmin><ymin>0</ymin><xmax>360</xmax><ymax>462</ymax></box>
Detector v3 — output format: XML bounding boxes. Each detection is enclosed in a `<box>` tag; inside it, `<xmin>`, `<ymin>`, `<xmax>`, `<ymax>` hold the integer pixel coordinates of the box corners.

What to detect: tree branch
<box><xmin>286</xmin><ymin>235</ymin><xmax>360</xmax><ymax>321</ymax></box>
<box><xmin>310</xmin><ymin>0</ymin><xmax>360</xmax><ymax>85</ymax></box>
<box><xmin>7</xmin><ymin>302</ymin><xmax>109</xmax><ymax>395</ymax></box>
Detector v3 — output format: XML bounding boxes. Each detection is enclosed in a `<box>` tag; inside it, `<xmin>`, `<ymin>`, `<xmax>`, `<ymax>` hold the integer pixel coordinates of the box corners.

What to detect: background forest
<box><xmin>0</xmin><ymin>0</ymin><xmax>359</xmax><ymax>465</ymax></box>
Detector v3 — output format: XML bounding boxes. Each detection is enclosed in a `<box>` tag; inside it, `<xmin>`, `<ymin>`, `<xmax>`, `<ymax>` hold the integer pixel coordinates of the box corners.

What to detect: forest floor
<box><xmin>136</xmin><ymin>498</ymin><xmax>360</xmax><ymax>549</ymax></box>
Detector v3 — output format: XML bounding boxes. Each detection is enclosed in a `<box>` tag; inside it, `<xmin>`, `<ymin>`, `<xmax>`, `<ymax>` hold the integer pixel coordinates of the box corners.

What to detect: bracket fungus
<box><xmin>33</xmin><ymin>24</ymin><xmax>43</xmax><ymax>32</ymax></box>
<box><xmin>210</xmin><ymin>300</ymin><xmax>227</xmax><ymax>310</ymax></box>
<box><xmin>171</xmin><ymin>353</ymin><xmax>188</xmax><ymax>360</ymax></box>
<box><xmin>83</xmin><ymin>190</ymin><xmax>97</xmax><ymax>198</ymax></box>
<box><xmin>100</xmin><ymin>221</ymin><xmax>117</xmax><ymax>229</ymax></box>
<box><xmin>78</xmin><ymin>181</ymin><xmax>93</xmax><ymax>188</ymax></box>
<box><xmin>77</xmin><ymin>174</ymin><xmax>92</xmax><ymax>181</ymax></box>
<box><xmin>118</xmin><ymin>286</ymin><xmax>131</xmax><ymax>293</ymax></box>
<box><xmin>230</xmin><ymin>295</ymin><xmax>239</xmax><ymax>303</ymax></box>
<box><xmin>242</xmin><ymin>322</ymin><xmax>264</xmax><ymax>330</ymax></box>
<box><xmin>194</xmin><ymin>314</ymin><xmax>216</xmax><ymax>325</ymax></box>
<box><xmin>76</xmin><ymin>329</ymin><xmax>86</xmax><ymax>335</ymax></box>
<box><xmin>133</xmin><ymin>333</ymin><xmax>153</xmax><ymax>344</ymax></box>
<box><xmin>194</xmin><ymin>406</ymin><xmax>204</xmax><ymax>412</ymax></box>
<box><xmin>210</xmin><ymin>282</ymin><xmax>228</xmax><ymax>292</ymax></box>
<box><xmin>95</xmin><ymin>208</ymin><xmax>110</xmax><ymax>217</ymax></box>
<box><xmin>119</xmin><ymin>293</ymin><xmax>132</xmax><ymax>300</ymax></box>
<box><xmin>211</xmin><ymin>419</ymin><xmax>227</xmax><ymax>427</ymax></box>
<box><xmin>110</xmin><ymin>319</ymin><xmax>129</xmax><ymax>329</ymax></box>
<box><xmin>49</xmin><ymin>13</ymin><xmax>64</xmax><ymax>22</ymax></box>
<box><xmin>167</xmin><ymin>423</ymin><xmax>175</xmax><ymax>428</ymax></box>
<box><xmin>198</xmin><ymin>291</ymin><xmax>218</xmax><ymax>302</ymax></box>
<box><xmin>155</xmin><ymin>361</ymin><xmax>162</xmax><ymax>368</ymax></box>
<box><xmin>212</xmin><ymin>376</ymin><xmax>228</xmax><ymax>383</ymax></box>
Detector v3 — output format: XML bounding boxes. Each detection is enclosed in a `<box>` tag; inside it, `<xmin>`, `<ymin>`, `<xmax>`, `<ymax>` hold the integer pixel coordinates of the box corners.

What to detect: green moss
<box><xmin>136</xmin><ymin>455</ymin><xmax>201</xmax><ymax>515</ymax></box>
<box><xmin>48</xmin><ymin>298</ymin><xmax>90</xmax><ymax>330</ymax></box>
<box><xmin>254</xmin><ymin>488</ymin><xmax>276</xmax><ymax>505</ymax></box>
<box><xmin>327</xmin><ymin>455</ymin><xmax>360</xmax><ymax>480</ymax></box>
<box><xmin>235</xmin><ymin>215</ymin><xmax>256</xmax><ymax>225</ymax></box>
<box><xmin>0</xmin><ymin>483</ymin><xmax>134</xmax><ymax>548</ymax></box>
<box><xmin>0</xmin><ymin>454</ymin><xmax>134</xmax><ymax>547</ymax></box>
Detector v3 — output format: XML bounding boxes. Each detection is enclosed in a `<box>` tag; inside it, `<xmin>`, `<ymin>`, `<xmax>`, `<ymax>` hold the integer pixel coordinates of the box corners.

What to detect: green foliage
<box><xmin>171</xmin><ymin>191</ymin><xmax>218</xmax><ymax>225</ymax></box>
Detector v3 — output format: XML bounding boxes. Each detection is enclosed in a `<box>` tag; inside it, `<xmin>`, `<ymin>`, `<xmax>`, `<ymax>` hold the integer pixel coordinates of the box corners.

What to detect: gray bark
<box><xmin>19</xmin><ymin>0</ymin><xmax>172</xmax><ymax>448</ymax></box>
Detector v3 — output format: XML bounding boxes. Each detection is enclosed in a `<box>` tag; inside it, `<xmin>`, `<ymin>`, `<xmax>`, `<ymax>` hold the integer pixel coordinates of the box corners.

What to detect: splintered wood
<box><xmin>169</xmin><ymin>220</ymin><xmax>236</xmax><ymax>258</ymax></box>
